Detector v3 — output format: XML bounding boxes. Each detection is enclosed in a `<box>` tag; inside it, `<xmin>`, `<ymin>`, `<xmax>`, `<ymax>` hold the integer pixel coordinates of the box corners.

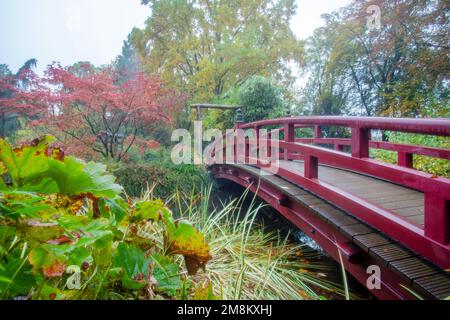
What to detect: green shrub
<box><xmin>371</xmin><ymin>132</ymin><xmax>450</xmax><ymax>177</ymax></box>
<box><xmin>239</xmin><ymin>76</ymin><xmax>287</xmax><ymax>123</ymax></box>
<box><xmin>0</xmin><ymin>136</ymin><xmax>212</xmax><ymax>300</ymax></box>
<box><xmin>114</xmin><ymin>162</ymin><xmax>210</xmax><ymax>199</ymax></box>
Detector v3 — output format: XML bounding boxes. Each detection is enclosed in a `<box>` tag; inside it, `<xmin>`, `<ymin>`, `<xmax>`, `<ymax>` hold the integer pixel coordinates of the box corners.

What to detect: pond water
<box><xmin>210</xmin><ymin>180</ymin><xmax>373</xmax><ymax>300</ymax></box>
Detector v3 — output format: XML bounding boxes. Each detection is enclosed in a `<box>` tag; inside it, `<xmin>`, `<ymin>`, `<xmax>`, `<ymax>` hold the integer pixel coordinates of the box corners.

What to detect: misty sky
<box><xmin>0</xmin><ymin>0</ymin><xmax>351</xmax><ymax>74</ymax></box>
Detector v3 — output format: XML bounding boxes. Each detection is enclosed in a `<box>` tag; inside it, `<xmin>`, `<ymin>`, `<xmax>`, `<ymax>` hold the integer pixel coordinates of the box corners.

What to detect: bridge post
<box><xmin>254</xmin><ymin>125</ymin><xmax>260</xmax><ymax>163</ymax></box>
<box><xmin>398</xmin><ymin>152</ymin><xmax>413</xmax><ymax>168</ymax></box>
<box><xmin>304</xmin><ymin>155</ymin><xmax>319</xmax><ymax>179</ymax></box>
<box><xmin>424</xmin><ymin>194</ymin><xmax>449</xmax><ymax>245</ymax></box>
<box><xmin>314</xmin><ymin>125</ymin><xmax>322</xmax><ymax>139</ymax></box>
<box><xmin>334</xmin><ymin>144</ymin><xmax>344</xmax><ymax>151</ymax></box>
<box><xmin>284</xmin><ymin>123</ymin><xmax>295</xmax><ymax>160</ymax></box>
<box><xmin>351</xmin><ymin>127</ymin><xmax>370</xmax><ymax>158</ymax></box>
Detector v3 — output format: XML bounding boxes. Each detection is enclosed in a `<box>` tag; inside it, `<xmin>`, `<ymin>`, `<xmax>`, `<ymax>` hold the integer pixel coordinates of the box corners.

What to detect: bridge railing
<box><xmin>208</xmin><ymin>116</ymin><xmax>450</xmax><ymax>268</ymax></box>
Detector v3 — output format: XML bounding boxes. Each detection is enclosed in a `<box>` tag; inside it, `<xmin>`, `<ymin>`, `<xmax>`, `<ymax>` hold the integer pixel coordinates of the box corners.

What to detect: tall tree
<box><xmin>0</xmin><ymin>59</ymin><xmax>38</xmax><ymax>137</ymax></box>
<box><xmin>3</xmin><ymin>63</ymin><xmax>185</xmax><ymax>161</ymax></box>
<box><xmin>300</xmin><ymin>0</ymin><xmax>449</xmax><ymax>117</ymax></box>
<box><xmin>114</xmin><ymin>36</ymin><xmax>142</xmax><ymax>83</ymax></box>
<box><xmin>132</xmin><ymin>0</ymin><xmax>304</xmax><ymax>102</ymax></box>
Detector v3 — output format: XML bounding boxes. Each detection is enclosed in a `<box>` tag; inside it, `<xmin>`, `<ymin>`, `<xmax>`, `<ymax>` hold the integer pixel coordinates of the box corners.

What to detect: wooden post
<box><xmin>284</xmin><ymin>123</ymin><xmax>295</xmax><ymax>160</ymax></box>
<box><xmin>398</xmin><ymin>152</ymin><xmax>413</xmax><ymax>168</ymax></box>
<box><xmin>196</xmin><ymin>106</ymin><xmax>201</xmax><ymax>121</ymax></box>
<box><xmin>334</xmin><ymin>144</ymin><xmax>344</xmax><ymax>152</ymax></box>
<box><xmin>314</xmin><ymin>125</ymin><xmax>322</xmax><ymax>139</ymax></box>
<box><xmin>254</xmin><ymin>125</ymin><xmax>260</xmax><ymax>164</ymax></box>
<box><xmin>351</xmin><ymin>127</ymin><xmax>370</xmax><ymax>158</ymax></box>
<box><xmin>424</xmin><ymin>194</ymin><xmax>449</xmax><ymax>245</ymax></box>
<box><xmin>304</xmin><ymin>155</ymin><xmax>318</xmax><ymax>179</ymax></box>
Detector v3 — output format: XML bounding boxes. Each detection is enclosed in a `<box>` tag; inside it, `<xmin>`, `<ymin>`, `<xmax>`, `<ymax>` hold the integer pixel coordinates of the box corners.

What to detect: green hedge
<box><xmin>113</xmin><ymin>162</ymin><xmax>209</xmax><ymax>199</ymax></box>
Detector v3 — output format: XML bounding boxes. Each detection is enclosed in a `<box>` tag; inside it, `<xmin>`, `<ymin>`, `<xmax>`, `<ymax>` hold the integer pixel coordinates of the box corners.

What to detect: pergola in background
<box><xmin>190</xmin><ymin>104</ymin><xmax>243</xmax><ymax>123</ymax></box>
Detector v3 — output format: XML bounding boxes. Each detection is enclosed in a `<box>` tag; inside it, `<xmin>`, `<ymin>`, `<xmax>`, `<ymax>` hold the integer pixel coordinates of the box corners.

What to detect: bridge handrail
<box><xmin>239</xmin><ymin>116</ymin><xmax>450</xmax><ymax>166</ymax></box>
<box><xmin>293</xmin><ymin>137</ymin><xmax>450</xmax><ymax>161</ymax></box>
<box><xmin>239</xmin><ymin>116</ymin><xmax>450</xmax><ymax>137</ymax></box>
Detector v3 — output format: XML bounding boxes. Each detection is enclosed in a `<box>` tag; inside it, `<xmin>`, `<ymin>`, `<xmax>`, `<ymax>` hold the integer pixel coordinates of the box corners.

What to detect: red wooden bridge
<box><xmin>205</xmin><ymin>115</ymin><xmax>450</xmax><ymax>300</ymax></box>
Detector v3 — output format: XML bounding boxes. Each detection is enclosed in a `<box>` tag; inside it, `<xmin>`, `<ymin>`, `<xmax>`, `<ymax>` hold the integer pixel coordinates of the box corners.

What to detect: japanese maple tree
<box><xmin>7</xmin><ymin>63</ymin><xmax>185</xmax><ymax>161</ymax></box>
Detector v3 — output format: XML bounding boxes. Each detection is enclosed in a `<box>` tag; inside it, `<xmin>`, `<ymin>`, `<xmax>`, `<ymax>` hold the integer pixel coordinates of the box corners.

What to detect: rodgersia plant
<box><xmin>0</xmin><ymin>136</ymin><xmax>211</xmax><ymax>300</ymax></box>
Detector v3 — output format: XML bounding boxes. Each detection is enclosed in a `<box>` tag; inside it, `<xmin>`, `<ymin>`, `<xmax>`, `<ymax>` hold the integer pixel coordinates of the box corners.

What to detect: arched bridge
<box><xmin>206</xmin><ymin>116</ymin><xmax>450</xmax><ymax>300</ymax></box>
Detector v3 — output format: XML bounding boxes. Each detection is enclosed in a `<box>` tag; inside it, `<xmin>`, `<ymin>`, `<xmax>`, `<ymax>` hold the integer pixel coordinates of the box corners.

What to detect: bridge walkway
<box><xmin>278</xmin><ymin>160</ymin><xmax>425</xmax><ymax>226</ymax></box>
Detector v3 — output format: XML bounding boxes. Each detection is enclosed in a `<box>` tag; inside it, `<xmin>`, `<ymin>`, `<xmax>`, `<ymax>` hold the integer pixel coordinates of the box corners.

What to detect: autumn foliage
<box><xmin>2</xmin><ymin>63</ymin><xmax>186</xmax><ymax>161</ymax></box>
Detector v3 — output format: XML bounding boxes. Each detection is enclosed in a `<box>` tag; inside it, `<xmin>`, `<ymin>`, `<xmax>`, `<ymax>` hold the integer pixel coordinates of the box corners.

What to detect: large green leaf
<box><xmin>0</xmin><ymin>137</ymin><xmax>122</xmax><ymax>198</ymax></box>
<box><xmin>0</xmin><ymin>255</ymin><xmax>36</xmax><ymax>298</ymax></box>
<box><xmin>99</xmin><ymin>196</ymin><xmax>128</xmax><ymax>225</ymax></box>
<box><xmin>113</xmin><ymin>243</ymin><xmax>151</xmax><ymax>290</ymax></box>
<box><xmin>0</xmin><ymin>191</ymin><xmax>53</xmax><ymax>220</ymax></box>
<box><xmin>0</xmin><ymin>136</ymin><xmax>55</xmax><ymax>189</ymax></box>
<box><xmin>132</xmin><ymin>199</ymin><xmax>169</xmax><ymax>222</ymax></box>
<box><xmin>47</xmin><ymin>157</ymin><xmax>122</xmax><ymax>198</ymax></box>
<box><xmin>39</xmin><ymin>284</ymin><xmax>66</xmax><ymax>300</ymax></box>
<box><xmin>67</xmin><ymin>247</ymin><xmax>92</xmax><ymax>268</ymax></box>
<box><xmin>56</xmin><ymin>216</ymin><xmax>114</xmax><ymax>267</ymax></box>
<box><xmin>151</xmin><ymin>254</ymin><xmax>183</xmax><ymax>297</ymax></box>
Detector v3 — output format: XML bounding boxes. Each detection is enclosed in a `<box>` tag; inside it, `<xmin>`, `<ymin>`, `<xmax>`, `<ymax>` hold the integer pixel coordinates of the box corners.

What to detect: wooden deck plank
<box><xmin>339</xmin><ymin>224</ymin><xmax>374</xmax><ymax>238</ymax></box>
<box><xmin>369</xmin><ymin>244</ymin><xmax>417</xmax><ymax>266</ymax></box>
<box><xmin>395</xmin><ymin>207</ymin><xmax>424</xmax><ymax>216</ymax></box>
<box><xmin>414</xmin><ymin>275</ymin><xmax>450</xmax><ymax>300</ymax></box>
<box><xmin>379</xmin><ymin>200</ymin><xmax>424</xmax><ymax>211</ymax></box>
<box><xmin>278</xmin><ymin>160</ymin><xmax>424</xmax><ymax>226</ymax></box>
<box><xmin>353</xmin><ymin>233</ymin><xmax>392</xmax><ymax>251</ymax></box>
<box><xmin>404</xmin><ymin>214</ymin><xmax>425</xmax><ymax>226</ymax></box>
<box><xmin>369</xmin><ymin>193</ymin><xmax>425</xmax><ymax>204</ymax></box>
<box><xmin>389</xmin><ymin>258</ymin><xmax>442</xmax><ymax>281</ymax></box>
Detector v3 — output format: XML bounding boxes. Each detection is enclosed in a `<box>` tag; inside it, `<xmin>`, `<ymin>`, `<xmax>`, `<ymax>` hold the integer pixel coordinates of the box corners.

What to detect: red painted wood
<box><xmin>241</xmin><ymin>116</ymin><xmax>450</xmax><ymax>137</ymax></box>
<box><xmin>304</xmin><ymin>155</ymin><xmax>318</xmax><ymax>179</ymax></box>
<box><xmin>334</xmin><ymin>144</ymin><xmax>344</xmax><ymax>151</ymax></box>
<box><xmin>284</xmin><ymin>123</ymin><xmax>295</xmax><ymax>141</ymax></box>
<box><xmin>398</xmin><ymin>152</ymin><xmax>413</xmax><ymax>168</ymax></box>
<box><xmin>276</xmin><ymin>140</ymin><xmax>450</xmax><ymax>198</ymax></box>
<box><xmin>351</xmin><ymin>127</ymin><xmax>370</xmax><ymax>158</ymax></box>
<box><xmin>424</xmin><ymin>194</ymin><xmax>449</xmax><ymax>245</ymax></box>
<box><xmin>295</xmin><ymin>138</ymin><xmax>450</xmax><ymax>161</ymax></box>
<box><xmin>370</xmin><ymin>140</ymin><xmax>450</xmax><ymax>160</ymax></box>
<box><xmin>314</xmin><ymin>125</ymin><xmax>322</xmax><ymax>139</ymax></box>
<box><xmin>284</xmin><ymin>123</ymin><xmax>295</xmax><ymax>160</ymax></box>
<box><xmin>211</xmin><ymin>116</ymin><xmax>450</xmax><ymax>270</ymax></box>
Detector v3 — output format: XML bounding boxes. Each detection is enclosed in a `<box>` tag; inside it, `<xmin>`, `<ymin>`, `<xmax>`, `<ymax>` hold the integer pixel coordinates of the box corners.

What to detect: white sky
<box><xmin>0</xmin><ymin>0</ymin><xmax>351</xmax><ymax>74</ymax></box>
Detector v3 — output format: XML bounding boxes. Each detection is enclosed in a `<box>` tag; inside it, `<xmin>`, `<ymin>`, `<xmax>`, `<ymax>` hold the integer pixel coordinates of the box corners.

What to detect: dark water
<box><xmin>211</xmin><ymin>179</ymin><xmax>373</xmax><ymax>300</ymax></box>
